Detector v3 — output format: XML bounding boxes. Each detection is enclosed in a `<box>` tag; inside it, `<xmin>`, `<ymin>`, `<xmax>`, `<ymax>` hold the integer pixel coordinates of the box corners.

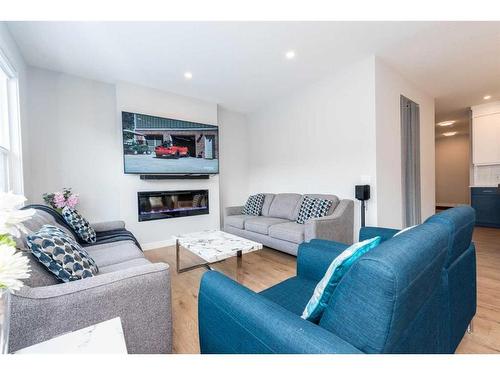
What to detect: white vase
<box><xmin>0</xmin><ymin>289</ymin><xmax>10</xmax><ymax>354</ymax></box>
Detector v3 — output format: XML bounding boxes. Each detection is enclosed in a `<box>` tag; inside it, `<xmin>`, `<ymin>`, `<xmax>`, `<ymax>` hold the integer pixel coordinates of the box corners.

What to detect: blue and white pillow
<box><xmin>241</xmin><ymin>194</ymin><xmax>265</xmax><ymax>216</ymax></box>
<box><xmin>301</xmin><ymin>236</ymin><xmax>382</xmax><ymax>322</ymax></box>
<box><xmin>296</xmin><ymin>196</ymin><xmax>333</xmax><ymax>224</ymax></box>
<box><xmin>393</xmin><ymin>225</ymin><xmax>417</xmax><ymax>237</ymax></box>
<box><xmin>62</xmin><ymin>207</ymin><xmax>96</xmax><ymax>243</ymax></box>
<box><xmin>27</xmin><ymin>225</ymin><xmax>99</xmax><ymax>282</ymax></box>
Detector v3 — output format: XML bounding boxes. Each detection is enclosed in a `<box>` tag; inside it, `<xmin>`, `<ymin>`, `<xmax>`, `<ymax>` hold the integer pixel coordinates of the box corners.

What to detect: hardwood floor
<box><xmin>146</xmin><ymin>246</ymin><xmax>296</xmax><ymax>353</ymax></box>
<box><xmin>145</xmin><ymin>226</ymin><xmax>500</xmax><ymax>354</ymax></box>
<box><xmin>456</xmin><ymin>227</ymin><xmax>500</xmax><ymax>353</ymax></box>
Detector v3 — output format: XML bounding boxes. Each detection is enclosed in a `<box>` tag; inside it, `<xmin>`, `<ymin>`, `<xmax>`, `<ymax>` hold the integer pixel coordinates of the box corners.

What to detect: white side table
<box><xmin>15</xmin><ymin>317</ymin><xmax>127</xmax><ymax>354</ymax></box>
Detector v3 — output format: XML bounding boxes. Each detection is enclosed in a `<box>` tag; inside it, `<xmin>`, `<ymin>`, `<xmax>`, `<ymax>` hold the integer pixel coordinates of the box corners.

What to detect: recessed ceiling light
<box><xmin>285</xmin><ymin>50</ymin><xmax>296</xmax><ymax>59</ymax></box>
<box><xmin>443</xmin><ymin>132</ymin><xmax>457</xmax><ymax>137</ymax></box>
<box><xmin>483</xmin><ymin>95</ymin><xmax>492</xmax><ymax>100</ymax></box>
<box><xmin>184</xmin><ymin>72</ymin><xmax>193</xmax><ymax>80</ymax></box>
<box><xmin>437</xmin><ymin>121</ymin><xmax>456</xmax><ymax>127</ymax></box>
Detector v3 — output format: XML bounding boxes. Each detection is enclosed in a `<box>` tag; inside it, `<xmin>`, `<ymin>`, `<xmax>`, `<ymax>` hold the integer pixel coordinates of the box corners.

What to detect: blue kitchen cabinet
<box><xmin>471</xmin><ymin>187</ymin><xmax>500</xmax><ymax>228</ymax></box>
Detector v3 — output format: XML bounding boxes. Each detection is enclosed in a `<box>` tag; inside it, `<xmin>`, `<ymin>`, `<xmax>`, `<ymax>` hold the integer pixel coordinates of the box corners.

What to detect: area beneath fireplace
<box><xmin>137</xmin><ymin>190</ymin><xmax>209</xmax><ymax>222</ymax></box>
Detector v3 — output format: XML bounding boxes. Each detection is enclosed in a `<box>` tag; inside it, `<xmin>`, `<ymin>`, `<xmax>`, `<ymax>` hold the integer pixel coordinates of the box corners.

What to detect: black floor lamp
<box><xmin>355</xmin><ymin>185</ymin><xmax>370</xmax><ymax>227</ymax></box>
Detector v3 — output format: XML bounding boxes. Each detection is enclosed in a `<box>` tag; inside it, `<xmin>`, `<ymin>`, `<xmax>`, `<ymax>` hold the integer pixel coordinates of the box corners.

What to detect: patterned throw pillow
<box><xmin>241</xmin><ymin>194</ymin><xmax>265</xmax><ymax>216</ymax></box>
<box><xmin>27</xmin><ymin>225</ymin><xmax>99</xmax><ymax>282</ymax></box>
<box><xmin>301</xmin><ymin>236</ymin><xmax>382</xmax><ymax>322</ymax></box>
<box><xmin>62</xmin><ymin>207</ymin><xmax>97</xmax><ymax>243</ymax></box>
<box><xmin>296</xmin><ymin>196</ymin><xmax>333</xmax><ymax>224</ymax></box>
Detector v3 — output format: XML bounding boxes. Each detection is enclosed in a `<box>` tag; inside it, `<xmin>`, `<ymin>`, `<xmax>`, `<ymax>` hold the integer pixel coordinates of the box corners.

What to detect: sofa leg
<box><xmin>467</xmin><ymin>320</ymin><xmax>474</xmax><ymax>334</ymax></box>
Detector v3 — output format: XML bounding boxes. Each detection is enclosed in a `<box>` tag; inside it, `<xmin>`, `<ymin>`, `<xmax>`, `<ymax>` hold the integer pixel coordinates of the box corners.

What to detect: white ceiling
<box><xmin>6</xmin><ymin>21</ymin><xmax>500</xmax><ymax>115</ymax></box>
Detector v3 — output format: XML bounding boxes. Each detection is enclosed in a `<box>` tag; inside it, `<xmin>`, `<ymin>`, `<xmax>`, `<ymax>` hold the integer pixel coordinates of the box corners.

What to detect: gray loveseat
<box><xmin>9</xmin><ymin>206</ymin><xmax>172</xmax><ymax>354</ymax></box>
<box><xmin>224</xmin><ymin>193</ymin><xmax>354</xmax><ymax>256</ymax></box>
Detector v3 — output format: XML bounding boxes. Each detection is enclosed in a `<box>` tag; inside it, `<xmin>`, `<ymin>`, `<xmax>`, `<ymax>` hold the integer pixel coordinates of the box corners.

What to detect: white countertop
<box><xmin>15</xmin><ymin>317</ymin><xmax>127</xmax><ymax>354</ymax></box>
<box><xmin>470</xmin><ymin>185</ymin><xmax>499</xmax><ymax>188</ymax></box>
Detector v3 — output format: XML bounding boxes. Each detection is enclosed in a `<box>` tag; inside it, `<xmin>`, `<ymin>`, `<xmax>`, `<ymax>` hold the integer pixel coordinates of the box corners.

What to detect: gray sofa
<box><xmin>224</xmin><ymin>193</ymin><xmax>354</xmax><ymax>256</ymax></box>
<box><xmin>9</xmin><ymin>206</ymin><xmax>172</xmax><ymax>354</ymax></box>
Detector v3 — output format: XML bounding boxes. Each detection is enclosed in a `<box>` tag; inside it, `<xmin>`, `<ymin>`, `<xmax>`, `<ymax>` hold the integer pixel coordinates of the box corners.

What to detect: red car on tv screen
<box><xmin>154</xmin><ymin>141</ymin><xmax>189</xmax><ymax>159</ymax></box>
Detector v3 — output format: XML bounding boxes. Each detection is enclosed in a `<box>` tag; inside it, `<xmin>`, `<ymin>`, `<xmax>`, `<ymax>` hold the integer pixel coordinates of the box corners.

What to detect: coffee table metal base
<box><xmin>175</xmin><ymin>239</ymin><xmax>242</xmax><ymax>274</ymax></box>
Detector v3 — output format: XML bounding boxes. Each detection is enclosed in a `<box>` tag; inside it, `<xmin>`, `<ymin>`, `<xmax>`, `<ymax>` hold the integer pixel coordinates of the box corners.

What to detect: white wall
<box><xmin>375</xmin><ymin>58</ymin><xmax>435</xmax><ymax>228</ymax></box>
<box><xmin>217</xmin><ymin>107</ymin><xmax>249</xmax><ymax>225</ymax></box>
<box><xmin>115</xmin><ymin>82</ymin><xmax>220</xmax><ymax>248</ymax></box>
<box><xmin>436</xmin><ymin>134</ymin><xmax>470</xmax><ymax>206</ymax></box>
<box><xmin>0</xmin><ymin>22</ymin><xmax>28</xmax><ymax>195</ymax></box>
<box><xmin>246</xmin><ymin>57</ymin><xmax>377</xmax><ymax>237</ymax></box>
<box><xmin>25</xmin><ymin>68</ymin><xmax>224</xmax><ymax>248</ymax></box>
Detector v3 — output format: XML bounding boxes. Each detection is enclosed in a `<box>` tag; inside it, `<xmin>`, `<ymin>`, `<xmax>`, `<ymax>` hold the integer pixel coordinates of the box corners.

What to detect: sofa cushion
<box><xmin>15</xmin><ymin>209</ymin><xmax>77</xmax><ymax>250</ymax></box>
<box><xmin>225</xmin><ymin>214</ymin><xmax>251</xmax><ymax>229</ymax></box>
<box><xmin>424</xmin><ymin>205</ymin><xmax>475</xmax><ymax>267</ymax></box>
<box><xmin>242</xmin><ymin>194</ymin><xmax>265</xmax><ymax>216</ymax></box>
<box><xmin>296</xmin><ymin>196</ymin><xmax>333</xmax><ymax>224</ymax></box>
<box><xmin>62</xmin><ymin>207</ymin><xmax>97</xmax><ymax>244</ymax></box>
<box><xmin>85</xmin><ymin>240</ymin><xmax>144</xmax><ymax>267</ymax></box>
<box><xmin>98</xmin><ymin>258</ymin><xmax>151</xmax><ymax>274</ymax></box>
<box><xmin>244</xmin><ymin>217</ymin><xmax>290</xmax><ymax>235</ymax></box>
<box><xmin>302</xmin><ymin>236</ymin><xmax>382</xmax><ymax>322</ymax></box>
<box><xmin>267</xmin><ymin>193</ymin><xmax>303</xmax><ymax>220</ymax></box>
<box><xmin>318</xmin><ymin>222</ymin><xmax>448</xmax><ymax>353</ymax></box>
<box><xmin>27</xmin><ymin>225</ymin><xmax>99</xmax><ymax>282</ymax></box>
<box><xmin>259</xmin><ymin>276</ymin><xmax>318</xmax><ymax>316</ymax></box>
<box><xmin>268</xmin><ymin>222</ymin><xmax>305</xmax><ymax>244</ymax></box>
<box><xmin>261</xmin><ymin>194</ymin><xmax>276</xmax><ymax>216</ymax></box>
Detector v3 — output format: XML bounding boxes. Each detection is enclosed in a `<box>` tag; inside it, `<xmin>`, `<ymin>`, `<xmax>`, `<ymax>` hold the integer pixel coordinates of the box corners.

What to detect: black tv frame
<box><xmin>121</xmin><ymin>111</ymin><xmax>219</xmax><ymax>176</ymax></box>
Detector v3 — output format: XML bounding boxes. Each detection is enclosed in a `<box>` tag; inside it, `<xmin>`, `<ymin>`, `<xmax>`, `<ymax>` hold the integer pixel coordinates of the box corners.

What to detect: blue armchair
<box><xmin>198</xmin><ymin>206</ymin><xmax>476</xmax><ymax>354</ymax></box>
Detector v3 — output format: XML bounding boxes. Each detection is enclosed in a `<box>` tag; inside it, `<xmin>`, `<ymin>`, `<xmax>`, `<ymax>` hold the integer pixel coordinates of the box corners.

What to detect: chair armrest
<box><xmin>296</xmin><ymin>240</ymin><xmax>348</xmax><ymax>281</ymax></box>
<box><xmin>9</xmin><ymin>263</ymin><xmax>172</xmax><ymax>354</ymax></box>
<box><xmin>304</xmin><ymin>199</ymin><xmax>354</xmax><ymax>244</ymax></box>
<box><xmin>359</xmin><ymin>226</ymin><xmax>399</xmax><ymax>242</ymax></box>
<box><xmin>198</xmin><ymin>271</ymin><xmax>362</xmax><ymax>354</ymax></box>
<box><xmin>225</xmin><ymin>205</ymin><xmax>244</xmax><ymax>216</ymax></box>
<box><xmin>91</xmin><ymin>220</ymin><xmax>126</xmax><ymax>232</ymax></box>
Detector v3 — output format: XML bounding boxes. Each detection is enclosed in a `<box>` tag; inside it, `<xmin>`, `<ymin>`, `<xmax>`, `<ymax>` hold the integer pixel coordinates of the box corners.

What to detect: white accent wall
<box><xmin>24</xmin><ymin>68</ymin><xmax>230</xmax><ymax>248</ymax></box>
<box><xmin>375</xmin><ymin>59</ymin><xmax>436</xmax><ymax>228</ymax></box>
<box><xmin>246</xmin><ymin>57</ymin><xmax>378</xmax><ymax>237</ymax></box>
<box><xmin>245</xmin><ymin>57</ymin><xmax>436</xmax><ymax>235</ymax></box>
<box><xmin>218</xmin><ymin>107</ymin><xmax>249</xmax><ymax>226</ymax></box>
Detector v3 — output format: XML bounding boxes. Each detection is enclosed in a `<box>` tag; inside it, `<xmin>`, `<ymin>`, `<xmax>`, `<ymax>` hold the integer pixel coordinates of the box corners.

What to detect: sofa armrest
<box><xmin>297</xmin><ymin>240</ymin><xmax>348</xmax><ymax>281</ymax></box>
<box><xmin>359</xmin><ymin>226</ymin><xmax>399</xmax><ymax>242</ymax></box>
<box><xmin>225</xmin><ymin>205</ymin><xmax>244</xmax><ymax>216</ymax></box>
<box><xmin>198</xmin><ymin>271</ymin><xmax>362</xmax><ymax>354</ymax></box>
<box><xmin>304</xmin><ymin>199</ymin><xmax>354</xmax><ymax>244</ymax></box>
<box><xmin>91</xmin><ymin>220</ymin><xmax>126</xmax><ymax>232</ymax></box>
<box><xmin>9</xmin><ymin>263</ymin><xmax>172</xmax><ymax>354</ymax></box>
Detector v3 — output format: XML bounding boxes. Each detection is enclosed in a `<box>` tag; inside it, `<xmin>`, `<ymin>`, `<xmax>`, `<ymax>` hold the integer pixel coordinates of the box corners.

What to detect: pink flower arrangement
<box><xmin>43</xmin><ymin>188</ymin><xmax>79</xmax><ymax>212</ymax></box>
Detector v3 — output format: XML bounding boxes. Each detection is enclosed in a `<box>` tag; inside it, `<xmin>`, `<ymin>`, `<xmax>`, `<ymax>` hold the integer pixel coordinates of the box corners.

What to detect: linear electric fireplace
<box><xmin>137</xmin><ymin>190</ymin><xmax>209</xmax><ymax>222</ymax></box>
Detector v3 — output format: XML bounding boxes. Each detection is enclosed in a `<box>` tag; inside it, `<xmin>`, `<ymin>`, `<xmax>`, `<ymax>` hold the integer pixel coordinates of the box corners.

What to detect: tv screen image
<box><xmin>122</xmin><ymin>111</ymin><xmax>219</xmax><ymax>174</ymax></box>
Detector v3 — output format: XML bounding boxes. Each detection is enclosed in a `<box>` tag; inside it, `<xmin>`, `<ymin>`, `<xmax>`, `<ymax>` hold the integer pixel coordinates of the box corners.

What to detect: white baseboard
<box><xmin>141</xmin><ymin>238</ymin><xmax>176</xmax><ymax>251</ymax></box>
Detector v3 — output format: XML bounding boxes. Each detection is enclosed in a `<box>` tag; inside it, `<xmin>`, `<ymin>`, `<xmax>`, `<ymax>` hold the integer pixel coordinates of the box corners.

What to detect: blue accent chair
<box><xmin>198</xmin><ymin>206</ymin><xmax>477</xmax><ymax>354</ymax></box>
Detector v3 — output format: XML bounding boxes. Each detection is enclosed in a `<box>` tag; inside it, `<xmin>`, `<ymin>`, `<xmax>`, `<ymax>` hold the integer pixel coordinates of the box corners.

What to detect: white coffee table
<box><xmin>15</xmin><ymin>317</ymin><xmax>127</xmax><ymax>354</ymax></box>
<box><xmin>173</xmin><ymin>230</ymin><xmax>263</xmax><ymax>273</ymax></box>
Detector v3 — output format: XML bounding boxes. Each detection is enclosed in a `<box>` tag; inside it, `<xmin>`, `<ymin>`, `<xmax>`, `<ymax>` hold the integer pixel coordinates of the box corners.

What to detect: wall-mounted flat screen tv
<box><xmin>122</xmin><ymin>111</ymin><xmax>219</xmax><ymax>175</ymax></box>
